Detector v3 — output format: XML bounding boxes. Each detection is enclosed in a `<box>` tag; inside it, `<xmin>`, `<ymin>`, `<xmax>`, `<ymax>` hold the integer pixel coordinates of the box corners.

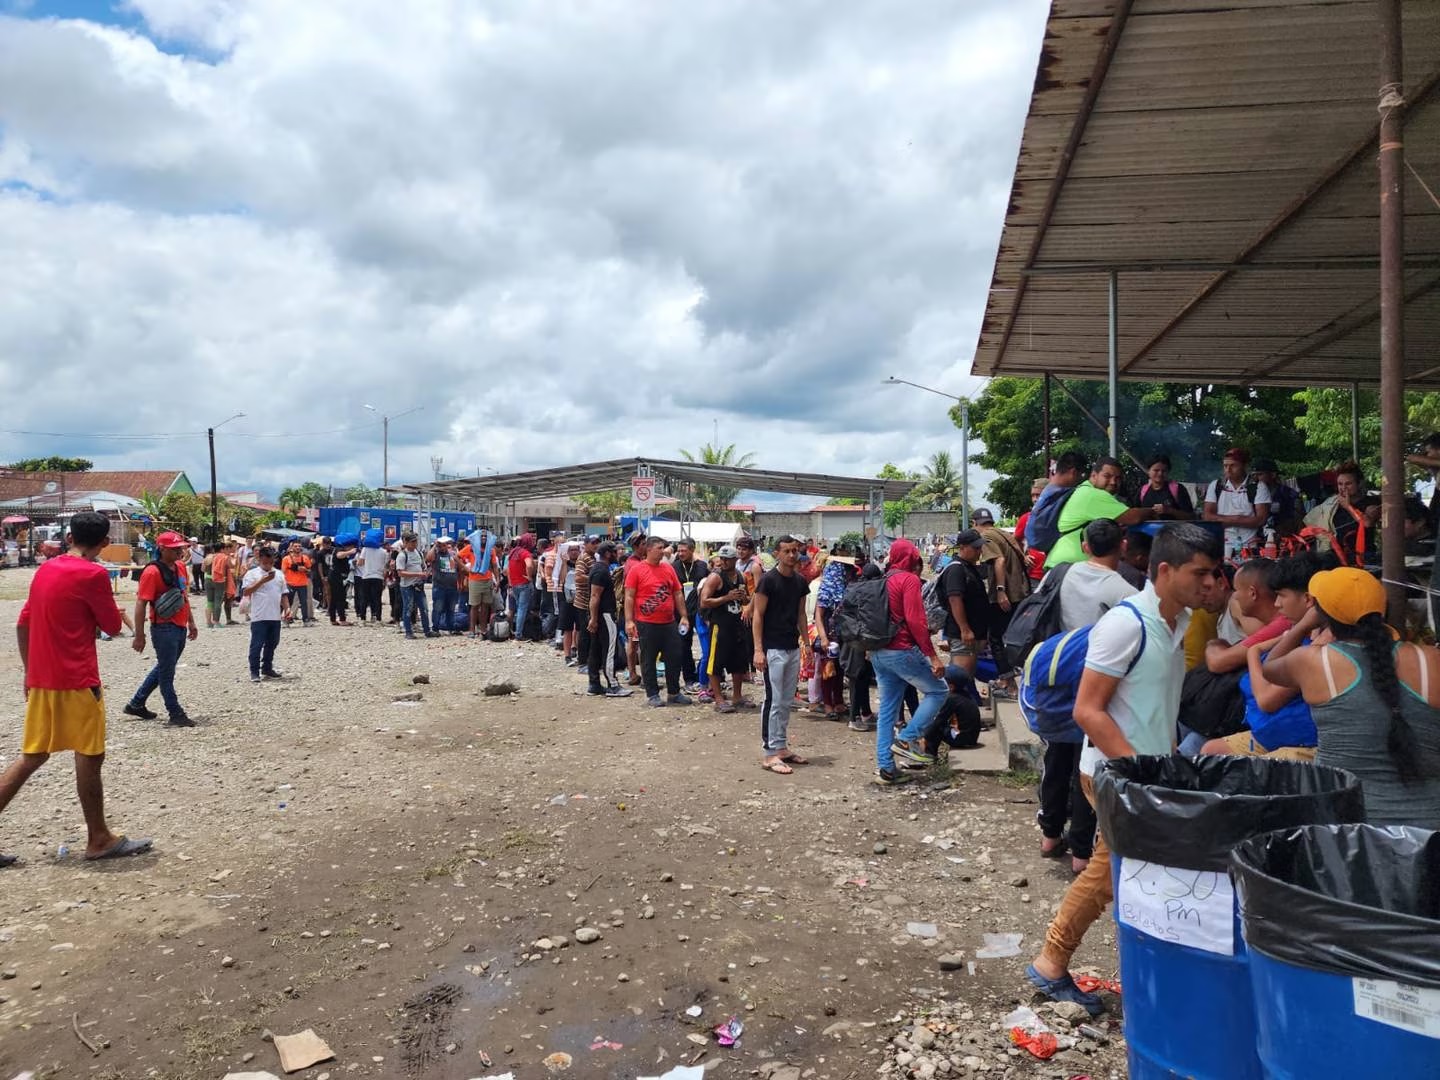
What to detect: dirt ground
<box><xmin>0</xmin><ymin>569</ymin><xmax>1126</xmax><ymax>1080</ymax></box>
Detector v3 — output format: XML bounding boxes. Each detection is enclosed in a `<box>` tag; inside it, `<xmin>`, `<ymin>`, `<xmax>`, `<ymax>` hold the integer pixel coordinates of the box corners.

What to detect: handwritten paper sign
<box><xmin>1116</xmin><ymin>858</ymin><xmax>1235</xmax><ymax>956</ymax></box>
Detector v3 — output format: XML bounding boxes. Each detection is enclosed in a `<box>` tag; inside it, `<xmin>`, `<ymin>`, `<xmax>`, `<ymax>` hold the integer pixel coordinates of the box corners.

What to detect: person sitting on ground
<box><xmin>913</xmin><ymin>664</ymin><xmax>984</xmax><ymax>760</ymax></box>
<box><xmin>1136</xmin><ymin>455</ymin><xmax>1194</xmax><ymax>520</ymax></box>
<box><xmin>1260</xmin><ymin>567</ymin><xmax>1440</xmax><ymax>829</ymax></box>
<box><xmin>1043</xmin><ymin>457</ymin><xmax>1160</xmax><ymax>569</ymax></box>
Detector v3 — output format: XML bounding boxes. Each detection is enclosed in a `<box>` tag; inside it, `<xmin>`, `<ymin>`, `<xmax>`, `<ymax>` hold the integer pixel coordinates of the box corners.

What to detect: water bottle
<box><xmin>1262</xmin><ymin>527</ymin><xmax>1278</xmax><ymax>560</ymax></box>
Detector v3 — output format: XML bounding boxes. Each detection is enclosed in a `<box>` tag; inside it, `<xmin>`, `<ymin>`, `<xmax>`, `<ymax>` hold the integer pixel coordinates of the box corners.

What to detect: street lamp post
<box><xmin>362</xmin><ymin>404</ymin><xmax>423</xmax><ymax>492</ymax></box>
<box><xmin>208</xmin><ymin>412</ymin><xmax>245</xmax><ymax>543</ymax></box>
<box><xmin>883</xmin><ymin>377</ymin><xmax>972</xmax><ymax>530</ymax></box>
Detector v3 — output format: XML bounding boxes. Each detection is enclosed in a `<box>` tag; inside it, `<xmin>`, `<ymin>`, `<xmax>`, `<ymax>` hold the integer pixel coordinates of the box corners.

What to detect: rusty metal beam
<box><xmin>1121</xmin><ymin>64</ymin><xmax>1440</xmax><ymax>374</ymax></box>
<box><xmin>985</xmin><ymin>0</ymin><xmax>1135</xmax><ymax>377</ymax></box>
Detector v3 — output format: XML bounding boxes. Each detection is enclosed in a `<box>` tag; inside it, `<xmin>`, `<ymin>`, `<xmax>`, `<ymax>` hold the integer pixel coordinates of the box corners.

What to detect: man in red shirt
<box><xmin>3</xmin><ymin>511</ymin><xmax>152</xmax><ymax>865</ymax></box>
<box><xmin>125</xmin><ymin>530</ymin><xmax>199</xmax><ymax>727</ymax></box>
<box><xmin>625</xmin><ymin>537</ymin><xmax>691</xmax><ymax>707</ymax></box>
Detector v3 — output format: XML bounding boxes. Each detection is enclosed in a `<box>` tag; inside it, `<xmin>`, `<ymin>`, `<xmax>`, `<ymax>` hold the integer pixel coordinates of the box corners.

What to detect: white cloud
<box><xmin>0</xmin><ymin>0</ymin><xmax>1046</xmax><ymax>502</ymax></box>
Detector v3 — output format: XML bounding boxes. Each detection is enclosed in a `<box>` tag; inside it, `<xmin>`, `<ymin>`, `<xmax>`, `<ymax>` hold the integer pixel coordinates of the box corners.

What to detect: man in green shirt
<box><xmin>1044</xmin><ymin>458</ymin><xmax>1159</xmax><ymax>569</ymax></box>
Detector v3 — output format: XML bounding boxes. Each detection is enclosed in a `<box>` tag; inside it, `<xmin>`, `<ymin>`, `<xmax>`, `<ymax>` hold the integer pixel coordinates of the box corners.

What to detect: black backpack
<box><xmin>834</xmin><ymin>574</ymin><xmax>898</xmax><ymax>651</ymax></box>
<box><xmin>1001</xmin><ymin>561</ymin><xmax>1074</xmax><ymax>667</ymax></box>
<box><xmin>1177</xmin><ymin>665</ymin><xmax>1248</xmax><ymax>740</ymax></box>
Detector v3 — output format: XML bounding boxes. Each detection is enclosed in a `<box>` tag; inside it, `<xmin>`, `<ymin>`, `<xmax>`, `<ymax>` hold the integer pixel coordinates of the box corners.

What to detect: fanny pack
<box><xmin>151</xmin><ymin>561</ymin><xmax>187</xmax><ymax>619</ymax></box>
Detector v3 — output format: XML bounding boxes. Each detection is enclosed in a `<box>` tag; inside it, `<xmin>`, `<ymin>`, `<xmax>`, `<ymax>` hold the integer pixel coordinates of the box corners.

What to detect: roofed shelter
<box><xmin>391</xmin><ymin>457</ymin><xmax>916</xmax><ymax>549</ymax></box>
<box><xmin>973</xmin><ymin>0</ymin><xmax>1439</xmax><ymax>619</ymax></box>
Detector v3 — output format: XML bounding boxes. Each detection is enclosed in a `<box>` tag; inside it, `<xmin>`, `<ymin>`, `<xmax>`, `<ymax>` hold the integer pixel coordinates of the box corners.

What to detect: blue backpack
<box><xmin>1024</xmin><ymin>485</ymin><xmax>1081</xmax><ymax>553</ymax></box>
<box><xmin>1019</xmin><ymin>602</ymin><xmax>1146</xmax><ymax>743</ymax></box>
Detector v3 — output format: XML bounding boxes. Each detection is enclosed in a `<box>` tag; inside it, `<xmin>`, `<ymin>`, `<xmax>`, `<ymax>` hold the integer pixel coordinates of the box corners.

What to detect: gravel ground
<box><xmin>0</xmin><ymin>567</ymin><xmax>1129</xmax><ymax>1080</ymax></box>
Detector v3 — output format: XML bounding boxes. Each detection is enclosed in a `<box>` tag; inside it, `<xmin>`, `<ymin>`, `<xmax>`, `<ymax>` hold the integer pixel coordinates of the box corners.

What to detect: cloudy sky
<box><xmin>0</xmin><ymin>0</ymin><xmax>1046</xmax><ymax>508</ymax></box>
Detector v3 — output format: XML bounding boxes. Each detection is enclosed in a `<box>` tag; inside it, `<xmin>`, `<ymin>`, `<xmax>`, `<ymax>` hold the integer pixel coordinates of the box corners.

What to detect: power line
<box><xmin>0</xmin><ymin>419</ymin><xmax>387</xmax><ymax>441</ymax></box>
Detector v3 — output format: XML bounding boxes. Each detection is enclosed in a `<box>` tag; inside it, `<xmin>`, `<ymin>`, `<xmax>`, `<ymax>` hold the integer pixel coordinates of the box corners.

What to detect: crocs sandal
<box><xmin>1025</xmin><ymin>964</ymin><xmax>1104</xmax><ymax>1016</ymax></box>
<box><xmin>85</xmin><ymin>836</ymin><xmax>153</xmax><ymax>862</ymax></box>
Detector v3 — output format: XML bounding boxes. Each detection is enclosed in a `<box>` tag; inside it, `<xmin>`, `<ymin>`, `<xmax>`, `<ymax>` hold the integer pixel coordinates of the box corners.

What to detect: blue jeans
<box><xmin>248</xmin><ymin>619</ymin><xmax>281</xmax><ymax>676</ymax></box>
<box><xmin>402</xmin><ymin>586</ymin><xmax>431</xmax><ymax>636</ymax></box>
<box><xmin>509</xmin><ymin>582</ymin><xmax>534</xmax><ymax>637</ymax></box>
<box><xmin>871</xmin><ymin>646</ymin><xmax>948</xmax><ymax>770</ymax></box>
<box><xmin>132</xmin><ymin>622</ymin><xmax>187</xmax><ymax>717</ymax></box>
<box><xmin>431</xmin><ymin>584</ymin><xmax>459</xmax><ymax>632</ymax></box>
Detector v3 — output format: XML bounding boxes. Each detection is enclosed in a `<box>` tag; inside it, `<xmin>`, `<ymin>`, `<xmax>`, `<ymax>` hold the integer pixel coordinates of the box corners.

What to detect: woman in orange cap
<box><xmin>1260</xmin><ymin>567</ymin><xmax>1440</xmax><ymax>828</ymax></box>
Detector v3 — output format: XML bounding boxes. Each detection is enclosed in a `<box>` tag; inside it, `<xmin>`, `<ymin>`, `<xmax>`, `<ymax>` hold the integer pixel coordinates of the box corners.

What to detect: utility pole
<box><xmin>208</xmin><ymin>413</ymin><xmax>245</xmax><ymax>543</ymax></box>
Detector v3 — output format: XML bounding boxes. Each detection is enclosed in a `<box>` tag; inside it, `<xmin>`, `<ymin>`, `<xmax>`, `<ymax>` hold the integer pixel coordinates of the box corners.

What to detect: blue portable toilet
<box><xmin>1094</xmin><ymin>756</ymin><xmax>1364</xmax><ymax>1079</ymax></box>
<box><xmin>1232</xmin><ymin>824</ymin><xmax>1440</xmax><ymax>1080</ymax></box>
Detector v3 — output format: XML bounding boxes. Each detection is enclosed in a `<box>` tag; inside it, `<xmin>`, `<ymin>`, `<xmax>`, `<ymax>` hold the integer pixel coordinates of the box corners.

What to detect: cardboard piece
<box><xmin>272</xmin><ymin>1029</ymin><xmax>335</xmax><ymax>1073</ymax></box>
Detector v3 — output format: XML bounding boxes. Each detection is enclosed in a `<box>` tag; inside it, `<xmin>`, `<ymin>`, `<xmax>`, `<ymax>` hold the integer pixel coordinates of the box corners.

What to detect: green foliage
<box><xmin>876</xmin><ymin>462</ymin><xmax>921</xmax><ymax>531</ymax></box>
<box><xmin>1292</xmin><ymin>388</ymin><xmax>1381</xmax><ymax>476</ymax></box>
<box><xmin>294</xmin><ymin>481</ymin><xmax>333</xmax><ymax>508</ymax></box>
<box><xmin>574</xmin><ymin>489</ymin><xmax>631</xmax><ymax>519</ymax></box>
<box><xmin>912</xmin><ymin>450</ymin><xmax>964</xmax><ymax>511</ymax></box>
<box><xmin>970</xmin><ymin>378</ymin><xmax>1324</xmax><ymax>516</ymax></box>
<box><xmin>836</xmin><ymin>530</ymin><xmax>865</xmax><ymax>551</ymax></box>
<box><xmin>342</xmin><ymin>483</ymin><xmax>384</xmax><ymax>507</ymax></box>
<box><xmin>5</xmin><ymin>456</ymin><xmax>93</xmax><ymax>472</ymax></box>
<box><xmin>678</xmin><ymin>443</ymin><xmax>757</xmax><ymax>520</ymax></box>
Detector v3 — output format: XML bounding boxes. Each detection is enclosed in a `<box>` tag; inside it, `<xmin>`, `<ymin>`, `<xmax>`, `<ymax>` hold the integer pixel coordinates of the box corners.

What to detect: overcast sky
<box><xmin>0</xmin><ymin>0</ymin><xmax>1045</xmax><ymax>508</ymax></box>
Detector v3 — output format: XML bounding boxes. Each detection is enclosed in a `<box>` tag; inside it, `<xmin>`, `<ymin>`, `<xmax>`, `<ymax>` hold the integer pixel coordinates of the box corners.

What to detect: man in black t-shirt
<box><xmin>939</xmin><ymin>530</ymin><xmax>991</xmax><ymax>677</ymax></box>
<box><xmin>751</xmin><ymin>536</ymin><xmax>812</xmax><ymax>774</ymax></box>
<box><xmin>586</xmin><ymin>542</ymin><xmax>632</xmax><ymax>697</ymax></box>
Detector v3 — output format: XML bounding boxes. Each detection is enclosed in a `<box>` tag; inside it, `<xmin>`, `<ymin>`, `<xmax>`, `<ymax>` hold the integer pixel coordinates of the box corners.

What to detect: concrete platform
<box><xmin>947</xmin><ymin>697</ymin><xmax>1040</xmax><ymax>775</ymax></box>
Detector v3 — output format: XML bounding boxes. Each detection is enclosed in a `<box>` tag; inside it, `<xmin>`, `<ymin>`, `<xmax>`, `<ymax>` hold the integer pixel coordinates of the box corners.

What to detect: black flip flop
<box><xmin>0</xmin><ymin>853</ymin><xmax>18</xmax><ymax>869</ymax></box>
<box><xmin>85</xmin><ymin>836</ymin><xmax>153</xmax><ymax>862</ymax></box>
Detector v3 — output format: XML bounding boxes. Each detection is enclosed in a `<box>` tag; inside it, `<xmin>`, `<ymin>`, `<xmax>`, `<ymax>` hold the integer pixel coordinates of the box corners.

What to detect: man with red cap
<box><xmin>1202</xmin><ymin>447</ymin><xmax>1272</xmax><ymax>558</ymax></box>
<box><xmin>125</xmin><ymin>530</ymin><xmax>199</xmax><ymax>727</ymax></box>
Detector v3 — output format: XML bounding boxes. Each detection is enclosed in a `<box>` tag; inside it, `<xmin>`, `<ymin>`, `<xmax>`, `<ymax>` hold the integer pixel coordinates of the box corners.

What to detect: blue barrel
<box><xmin>1094</xmin><ymin>757</ymin><xmax>1364</xmax><ymax>1080</ymax></box>
<box><xmin>1232</xmin><ymin>825</ymin><xmax>1440</xmax><ymax>1079</ymax></box>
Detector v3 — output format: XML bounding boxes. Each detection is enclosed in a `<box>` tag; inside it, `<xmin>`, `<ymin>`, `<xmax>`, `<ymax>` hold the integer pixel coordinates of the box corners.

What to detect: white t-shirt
<box><xmin>355</xmin><ymin>545</ymin><xmax>389</xmax><ymax>580</ymax></box>
<box><xmin>1079</xmin><ymin>582</ymin><xmax>1190</xmax><ymax>778</ymax></box>
<box><xmin>1204</xmin><ymin>478</ymin><xmax>1273</xmax><ymax>552</ymax></box>
<box><xmin>1057</xmin><ymin>560</ymin><xmax>1138</xmax><ymax>632</ymax></box>
<box><xmin>242</xmin><ymin>566</ymin><xmax>288</xmax><ymax>622</ymax></box>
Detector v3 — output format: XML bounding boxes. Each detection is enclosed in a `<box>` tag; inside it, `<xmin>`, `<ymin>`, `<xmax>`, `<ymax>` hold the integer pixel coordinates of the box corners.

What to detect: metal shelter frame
<box><xmin>973</xmin><ymin>0</ymin><xmax>1439</xmax><ymax>619</ymax></box>
<box><xmin>390</xmin><ymin>457</ymin><xmax>918</xmax><ymax>546</ymax></box>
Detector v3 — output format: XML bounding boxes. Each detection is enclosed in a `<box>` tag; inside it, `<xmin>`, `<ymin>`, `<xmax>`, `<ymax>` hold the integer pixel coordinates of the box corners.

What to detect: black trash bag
<box><xmin>1231</xmin><ymin>824</ymin><xmax>1440</xmax><ymax>988</ymax></box>
<box><xmin>1094</xmin><ymin>755</ymin><xmax>1364</xmax><ymax>872</ymax></box>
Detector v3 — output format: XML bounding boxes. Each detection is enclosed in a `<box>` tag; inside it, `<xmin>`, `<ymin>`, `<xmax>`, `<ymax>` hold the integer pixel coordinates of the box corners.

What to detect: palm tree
<box><xmin>914</xmin><ymin>451</ymin><xmax>964</xmax><ymax>511</ymax></box>
<box><xmin>678</xmin><ymin>443</ymin><xmax>756</xmax><ymax>520</ymax></box>
<box><xmin>278</xmin><ymin>487</ymin><xmax>307</xmax><ymax>515</ymax></box>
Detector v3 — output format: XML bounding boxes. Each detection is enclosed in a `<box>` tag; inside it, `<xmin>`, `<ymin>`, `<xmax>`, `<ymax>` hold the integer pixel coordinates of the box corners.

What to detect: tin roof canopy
<box><xmin>972</xmin><ymin>0</ymin><xmax>1440</xmax><ymax>388</ymax></box>
<box><xmin>391</xmin><ymin>457</ymin><xmax>916</xmax><ymax>506</ymax></box>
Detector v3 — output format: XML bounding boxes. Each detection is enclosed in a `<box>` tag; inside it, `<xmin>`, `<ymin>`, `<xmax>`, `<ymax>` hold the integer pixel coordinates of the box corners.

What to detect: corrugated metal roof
<box><xmin>391</xmin><ymin>457</ymin><xmax>916</xmax><ymax>505</ymax></box>
<box><xmin>973</xmin><ymin>0</ymin><xmax>1440</xmax><ymax>387</ymax></box>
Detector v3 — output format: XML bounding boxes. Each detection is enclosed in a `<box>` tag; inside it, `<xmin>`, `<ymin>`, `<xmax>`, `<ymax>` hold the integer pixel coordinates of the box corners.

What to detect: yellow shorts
<box><xmin>23</xmin><ymin>687</ymin><xmax>106</xmax><ymax>757</ymax></box>
<box><xmin>1215</xmin><ymin>730</ymin><xmax>1316</xmax><ymax>762</ymax></box>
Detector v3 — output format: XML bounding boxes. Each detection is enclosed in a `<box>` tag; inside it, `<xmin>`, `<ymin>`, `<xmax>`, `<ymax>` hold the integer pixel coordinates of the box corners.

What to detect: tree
<box><xmin>912</xmin><ymin>451</ymin><xmax>964</xmax><ymax>511</ymax></box>
<box><xmin>678</xmin><ymin>443</ymin><xmax>757</xmax><ymax>520</ymax></box>
<box><xmin>278</xmin><ymin>487</ymin><xmax>308</xmax><ymax>514</ymax></box>
<box><xmin>969</xmin><ymin>378</ymin><xmax>1325</xmax><ymax>516</ymax></box>
<box><xmin>342</xmin><ymin>483</ymin><xmax>384</xmax><ymax>507</ymax></box>
<box><xmin>136</xmin><ymin>490</ymin><xmax>167</xmax><ymax>524</ymax></box>
<box><xmin>5</xmin><ymin>456</ymin><xmax>93</xmax><ymax>472</ymax></box>
<box><xmin>574</xmin><ymin>489</ymin><xmax>632</xmax><ymax>520</ymax></box>
<box><xmin>875</xmin><ymin>462</ymin><xmax>921</xmax><ymax>531</ymax></box>
<box><xmin>283</xmin><ymin>482</ymin><xmax>332</xmax><ymax>509</ymax></box>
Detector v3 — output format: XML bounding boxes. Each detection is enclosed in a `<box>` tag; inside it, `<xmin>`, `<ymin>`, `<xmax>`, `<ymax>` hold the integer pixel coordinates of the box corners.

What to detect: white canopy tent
<box><xmin>646</xmin><ymin>519</ymin><xmax>743</xmax><ymax>547</ymax></box>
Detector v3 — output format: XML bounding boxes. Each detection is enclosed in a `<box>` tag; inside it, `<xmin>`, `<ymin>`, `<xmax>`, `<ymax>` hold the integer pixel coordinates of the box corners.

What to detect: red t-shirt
<box><xmin>137</xmin><ymin>560</ymin><xmax>191</xmax><ymax>628</ymax></box>
<box><xmin>17</xmin><ymin>556</ymin><xmax>122</xmax><ymax>690</ymax></box>
<box><xmin>627</xmin><ymin>560</ymin><xmax>682</xmax><ymax>624</ymax></box>
<box><xmin>507</xmin><ymin>549</ymin><xmax>532</xmax><ymax>587</ymax></box>
<box><xmin>1241</xmin><ymin>614</ymin><xmax>1293</xmax><ymax>649</ymax></box>
<box><xmin>1015</xmin><ymin>512</ymin><xmax>1031</xmax><ymax>544</ymax></box>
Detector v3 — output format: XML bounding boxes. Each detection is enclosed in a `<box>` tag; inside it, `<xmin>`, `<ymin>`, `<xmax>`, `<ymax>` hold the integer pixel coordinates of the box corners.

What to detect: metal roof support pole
<box><xmin>1107</xmin><ymin>271</ymin><xmax>1119</xmax><ymax>460</ymax></box>
<box><xmin>1378</xmin><ymin>0</ymin><xmax>1407</xmax><ymax>625</ymax></box>
<box><xmin>1351</xmin><ymin>382</ymin><xmax>1363</xmax><ymax>462</ymax></box>
<box><xmin>960</xmin><ymin>399</ymin><xmax>971</xmax><ymax>532</ymax></box>
<box><xmin>1042</xmin><ymin>374</ymin><xmax>1052</xmax><ymax>477</ymax></box>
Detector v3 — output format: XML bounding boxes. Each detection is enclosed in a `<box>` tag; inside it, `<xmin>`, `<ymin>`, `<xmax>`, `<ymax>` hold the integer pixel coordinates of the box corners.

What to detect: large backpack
<box><xmin>1019</xmin><ymin>602</ymin><xmax>1145</xmax><ymax>743</ymax></box>
<box><xmin>1025</xmin><ymin>485</ymin><xmax>1081</xmax><ymax>553</ymax></box>
<box><xmin>1001</xmin><ymin>561</ymin><xmax>1074</xmax><ymax>667</ymax></box>
<box><xmin>1177</xmin><ymin>665</ymin><xmax>1247</xmax><ymax>740</ymax></box>
<box><xmin>920</xmin><ymin>574</ymin><xmax>948</xmax><ymax>634</ymax></box>
<box><xmin>835</xmin><ymin>574</ymin><xmax>898</xmax><ymax>651</ymax></box>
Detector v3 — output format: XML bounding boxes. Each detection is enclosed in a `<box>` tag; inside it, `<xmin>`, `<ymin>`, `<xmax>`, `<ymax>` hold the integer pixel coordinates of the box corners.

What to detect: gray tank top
<box><xmin>1312</xmin><ymin>642</ymin><xmax>1440</xmax><ymax>830</ymax></box>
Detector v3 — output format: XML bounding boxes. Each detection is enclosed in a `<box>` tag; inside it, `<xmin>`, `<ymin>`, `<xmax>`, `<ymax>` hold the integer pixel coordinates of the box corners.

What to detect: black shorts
<box><xmin>705</xmin><ymin>624</ymin><xmax>747</xmax><ymax>679</ymax></box>
<box><xmin>559</xmin><ymin>601</ymin><xmax>581</xmax><ymax>632</ymax></box>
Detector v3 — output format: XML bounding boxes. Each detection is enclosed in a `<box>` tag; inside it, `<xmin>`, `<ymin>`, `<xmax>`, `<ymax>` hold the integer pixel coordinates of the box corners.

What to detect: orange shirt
<box><xmin>457</xmin><ymin>545</ymin><xmax>472</xmax><ymax>586</ymax></box>
<box><xmin>282</xmin><ymin>553</ymin><xmax>312</xmax><ymax>588</ymax></box>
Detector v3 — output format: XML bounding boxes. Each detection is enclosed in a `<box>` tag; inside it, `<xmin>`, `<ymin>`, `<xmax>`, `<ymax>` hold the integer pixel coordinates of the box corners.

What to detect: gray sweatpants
<box><xmin>761</xmin><ymin>647</ymin><xmax>801</xmax><ymax>754</ymax></box>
